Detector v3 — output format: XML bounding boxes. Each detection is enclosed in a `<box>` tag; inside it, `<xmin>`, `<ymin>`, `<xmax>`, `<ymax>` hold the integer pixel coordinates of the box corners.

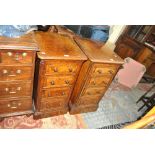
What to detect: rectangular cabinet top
<box><xmin>74</xmin><ymin>36</ymin><xmax>124</xmax><ymax>64</ymax></box>
<box><xmin>0</xmin><ymin>32</ymin><xmax>38</xmax><ymax>50</ymax></box>
<box><xmin>34</xmin><ymin>32</ymin><xmax>87</xmax><ymax>60</ymax></box>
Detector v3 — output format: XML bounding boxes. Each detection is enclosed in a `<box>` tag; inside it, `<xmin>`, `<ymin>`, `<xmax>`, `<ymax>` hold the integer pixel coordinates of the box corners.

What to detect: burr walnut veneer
<box><xmin>0</xmin><ymin>33</ymin><xmax>37</xmax><ymax>120</ymax></box>
<box><xmin>69</xmin><ymin>37</ymin><xmax>124</xmax><ymax>114</ymax></box>
<box><xmin>33</xmin><ymin>32</ymin><xmax>87</xmax><ymax>119</ymax></box>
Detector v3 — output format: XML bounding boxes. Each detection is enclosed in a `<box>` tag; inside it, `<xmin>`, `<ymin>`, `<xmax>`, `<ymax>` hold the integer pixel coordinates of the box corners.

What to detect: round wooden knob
<box><xmin>53</xmin><ymin>67</ymin><xmax>58</xmax><ymax>72</ymax></box>
<box><xmin>5</xmin><ymin>88</ymin><xmax>9</xmax><ymax>92</ymax></box>
<box><xmin>51</xmin><ymin>81</ymin><xmax>55</xmax><ymax>85</ymax></box>
<box><xmin>65</xmin><ymin>80</ymin><xmax>70</xmax><ymax>85</ymax></box>
<box><xmin>97</xmin><ymin>70</ymin><xmax>102</xmax><ymax>74</ymax></box>
<box><xmin>69</xmin><ymin>68</ymin><xmax>73</xmax><ymax>72</ymax></box>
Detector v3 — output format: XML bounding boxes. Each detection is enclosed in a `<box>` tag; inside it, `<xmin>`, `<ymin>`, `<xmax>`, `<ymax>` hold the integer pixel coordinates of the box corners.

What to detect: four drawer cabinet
<box><xmin>69</xmin><ymin>37</ymin><xmax>124</xmax><ymax>114</ymax></box>
<box><xmin>33</xmin><ymin>32</ymin><xmax>87</xmax><ymax>119</ymax></box>
<box><xmin>0</xmin><ymin>33</ymin><xmax>37</xmax><ymax>120</ymax></box>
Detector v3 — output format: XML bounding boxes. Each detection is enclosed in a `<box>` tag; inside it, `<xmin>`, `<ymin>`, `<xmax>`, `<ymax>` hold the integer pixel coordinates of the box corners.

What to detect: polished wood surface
<box><xmin>74</xmin><ymin>36</ymin><xmax>124</xmax><ymax>64</ymax></box>
<box><xmin>70</xmin><ymin>37</ymin><xmax>124</xmax><ymax>114</ymax></box>
<box><xmin>35</xmin><ymin>32</ymin><xmax>87</xmax><ymax>60</ymax></box>
<box><xmin>33</xmin><ymin>32</ymin><xmax>87</xmax><ymax>118</ymax></box>
<box><xmin>0</xmin><ymin>32</ymin><xmax>37</xmax><ymax>119</ymax></box>
<box><xmin>0</xmin><ymin>32</ymin><xmax>38</xmax><ymax>50</ymax></box>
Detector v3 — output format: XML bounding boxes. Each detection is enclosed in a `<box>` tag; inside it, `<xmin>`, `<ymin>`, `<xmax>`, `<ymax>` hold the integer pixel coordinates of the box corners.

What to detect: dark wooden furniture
<box><xmin>33</xmin><ymin>32</ymin><xmax>87</xmax><ymax>119</ymax></box>
<box><xmin>0</xmin><ymin>32</ymin><xmax>37</xmax><ymax>121</ymax></box>
<box><xmin>115</xmin><ymin>26</ymin><xmax>155</xmax><ymax>59</ymax></box>
<box><xmin>137</xmin><ymin>84</ymin><xmax>155</xmax><ymax>117</ymax></box>
<box><xmin>69</xmin><ymin>37</ymin><xmax>124</xmax><ymax>114</ymax></box>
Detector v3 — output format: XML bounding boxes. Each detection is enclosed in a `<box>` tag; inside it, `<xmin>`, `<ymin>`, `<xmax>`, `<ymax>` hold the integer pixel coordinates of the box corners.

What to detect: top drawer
<box><xmin>0</xmin><ymin>50</ymin><xmax>34</xmax><ymax>65</ymax></box>
<box><xmin>44</xmin><ymin>60</ymin><xmax>81</xmax><ymax>75</ymax></box>
<box><xmin>91</xmin><ymin>63</ymin><xmax>118</xmax><ymax>77</ymax></box>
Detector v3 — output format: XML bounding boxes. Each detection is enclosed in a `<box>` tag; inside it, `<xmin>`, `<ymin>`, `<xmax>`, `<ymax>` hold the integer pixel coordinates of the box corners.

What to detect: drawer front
<box><xmin>69</xmin><ymin>103</ymin><xmax>98</xmax><ymax>114</ymax></box>
<box><xmin>88</xmin><ymin>76</ymin><xmax>111</xmax><ymax>88</ymax></box>
<box><xmin>0</xmin><ymin>66</ymin><xmax>32</xmax><ymax>81</ymax></box>
<box><xmin>76</xmin><ymin>96</ymin><xmax>100</xmax><ymax>106</ymax></box>
<box><xmin>40</xmin><ymin>97</ymin><xmax>67</xmax><ymax>110</ymax></box>
<box><xmin>0</xmin><ymin>82</ymin><xmax>31</xmax><ymax>98</ymax></box>
<box><xmin>0</xmin><ymin>98</ymin><xmax>32</xmax><ymax>114</ymax></box>
<box><xmin>45</xmin><ymin>60</ymin><xmax>80</xmax><ymax>75</ymax></box>
<box><xmin>91</xmin><ymin>63</ymin><xmax>118</xmax><ymax>77</ymax></box>
<box><xmin>0</xmin><ymin>50</ymin><xmax>34</xmax><ymax>64</ymax></box>
<box><xmin>42</xmin><ymin>87</ymin><xmax>71</xmax><ymax>98</ymax></box>
<box><xmin>81</xmin><ymin>87</ymin><xmax>106</xmax><ymax>97</ymax></box>
<box><xmin>43</xmin><ymin>76</ymin><xmax>75</xmax><ymax>88</ymax></box>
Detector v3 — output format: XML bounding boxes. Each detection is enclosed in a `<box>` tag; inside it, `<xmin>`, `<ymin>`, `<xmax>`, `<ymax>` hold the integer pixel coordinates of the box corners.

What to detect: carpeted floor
<box><xmin>0</xmin><ymin>81</ymin><xmax>153</xmax><ymax>129</ymax></box>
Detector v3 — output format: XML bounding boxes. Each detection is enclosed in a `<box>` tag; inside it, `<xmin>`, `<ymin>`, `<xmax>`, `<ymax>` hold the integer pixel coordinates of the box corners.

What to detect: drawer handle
<box><xmin>8</xmin><ymin>74</ymin><xmax>16</xmax><ymax>77</ymax></box>
<box><xmin>9</xmin><ymin>91</ymin><xmax>17</xmax><ymax>94</ymax></box>
<box><xmin>87</xmin><ymin>92</ymin><xmax>91</xmax><ymax>95</ymax></box>
<box><xmin>2</xmin><ymin>69</ymin><xmax>8</xmax><ymax>74</ymax></box>
<box><xmin>22</xmin><ymin>52</ymin><xmax>27</xmax><ymax>57</ymax></box>
<box><xmin>7</xmin><ymin>52</ymin><xmax>13</xmax><ymax>57</ymax></box>
<box><xmin>50</xmin><ymin>81</ymin><xmax>55</xmax><ymax>85</ymax></box>
<box><xmin>97</xmin><ymin>70</ymin><xmax>103</xmax><ymax>74</ymax></box>
<box><xmin>65</xmin><ymin>80</ymin><xmax>70</xmax><ymax>85</ymax></box>
<box><xmin>53</xmin><ymin>67</ymin><xmax>58</xmax><ymax>72</ymax></box>
<box><xmin>108</xmin><ymin>70</ymin><xmax>114</xmax><ymax>75</ymax></box>
<box><xmin>69</xmin><ymin>68</ymin><xmax>73</xmax><ymax>73</ymax></box>
<box><xmin>97</xmin><ymin>91</ymin><xmax>100</xmax><ymax>94</ymax></box>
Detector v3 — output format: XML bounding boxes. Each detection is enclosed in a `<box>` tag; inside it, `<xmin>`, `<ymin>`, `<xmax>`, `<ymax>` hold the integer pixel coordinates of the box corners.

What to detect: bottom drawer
<box><xmin>69</xmin><ymin>103</ymin><xmax>98</xmax><ymax>114</ymax></box>
<box><xmin>76</xmin><ymin>96</ymin><xmax>101</xmax><ymax>106</ymax></box>
<box><xmin>34</xmin><ymin>107</ymin><xmax>68</xmax><ymax>119</ymax></box>
<box><xmin>0</xmin><ymin>98</ymin><xmax>32</xmax><ymax>114</ymax></box>
<box><xmin>40</xmin><ymin>97</ymin><xmax>68</xmax><ymax>110</ymax></box>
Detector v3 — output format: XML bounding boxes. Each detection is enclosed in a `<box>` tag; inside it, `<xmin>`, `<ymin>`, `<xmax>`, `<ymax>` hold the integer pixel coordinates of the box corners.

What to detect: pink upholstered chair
<box><xmin>115</xmin><ymin>57</ymin><xmax>146</xmax><ymax>88</ymax></box>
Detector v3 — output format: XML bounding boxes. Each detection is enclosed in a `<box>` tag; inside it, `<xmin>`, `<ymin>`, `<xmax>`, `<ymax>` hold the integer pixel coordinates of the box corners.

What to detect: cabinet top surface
<box><xmin>74</xmin><ymin>36</ymin><xmax>124</xmax><ymax>64</ymax></box>
<box><xmin>34</xmin><ymin>32</ymin><xmax>87</xmax><ymax>60</ymax></box>
<box><xmin>0</xmin><ymin>32</ymin><xmax>38</xmax><ymax>50</ymax></box>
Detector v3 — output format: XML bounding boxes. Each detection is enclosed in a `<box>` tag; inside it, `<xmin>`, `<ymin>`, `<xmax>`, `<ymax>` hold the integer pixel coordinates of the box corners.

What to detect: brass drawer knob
<box><xmin>22</xmin><ymin>52</ymin><xmax>27</xmax><ymax>57</ymax></box>
<box><xmin>16</xmin><ymin>69</ymin><xmax>22</xmax><ymax>74</ymax></box>
<box><xmin>7</xmin><ymin>52</ymin><xmax>13</xmax><ymax>56</ymax></box>
<box><xmin>97</xmin><ymin>70</ymin><xmax>102</xmax><ymax>74</ymax></box>
<box><xmin>50</xmin><ymin>81</ymin><xmax>55</xmax><ymax>85</ymax></box>
<box><xmin>2</xmin><ymin>69</ymin><xmax>8</xmax><ymax>74</ymax></box>
<box><xmin>53</xmin><ymin>67</ymin><xmax>58</xmax><ymax>72</ymax></box>
<box><xmin>69</xmin><ymin>68</ymin><xmax>73</xmax><ymax>72</ymax></box>
<box><xmin>65</xmin><ymin>80</ymin><xmax>70</xmax><ymax>85</ymax></box>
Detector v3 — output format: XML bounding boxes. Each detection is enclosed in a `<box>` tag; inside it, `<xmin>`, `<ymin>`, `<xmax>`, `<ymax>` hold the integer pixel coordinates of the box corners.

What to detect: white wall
<box><xmin>106</xmin><ymin>25</ymin><xmax>126</xmax><ymax>50</ymax></box>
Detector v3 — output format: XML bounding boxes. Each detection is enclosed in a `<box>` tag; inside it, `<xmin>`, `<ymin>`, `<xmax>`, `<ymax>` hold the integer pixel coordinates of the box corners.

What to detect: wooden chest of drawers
<box><xmin>0</xmin><ymin>33</ymin><xmax>37</xmax><ymax>120</ymax></box>
<box><xmin>33</xmin><ymin>32</ymin><xmax>87</xmax><ymax>119</ymax></box>
<box><xmin>69</xmin><ymin>37</ymin><xmax>124</xmax><ymax>114</ymax></box>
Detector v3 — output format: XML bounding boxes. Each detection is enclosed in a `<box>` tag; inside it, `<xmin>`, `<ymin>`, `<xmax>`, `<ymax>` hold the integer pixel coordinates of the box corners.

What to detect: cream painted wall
<box><xmin>106</xmin><ymin>25</ymin><xmax>126</xmax><ymax>50</ymax></box>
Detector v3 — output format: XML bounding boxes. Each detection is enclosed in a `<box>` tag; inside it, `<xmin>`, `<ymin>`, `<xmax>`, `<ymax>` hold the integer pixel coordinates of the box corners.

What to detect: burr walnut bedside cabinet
<box><xmin>0</xmin><ymin>32</ymin><xmax>38</xmax><ymax>121</ymax></box>
<box><xmin>69</xmin><ymin>37</ymin><xmax>124</xmax><ymax>114</ymax></box>
<box><xmin>33</xmin><ymin>32</ymin><xmax>87</xmax><ymax>119</ymax></box>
